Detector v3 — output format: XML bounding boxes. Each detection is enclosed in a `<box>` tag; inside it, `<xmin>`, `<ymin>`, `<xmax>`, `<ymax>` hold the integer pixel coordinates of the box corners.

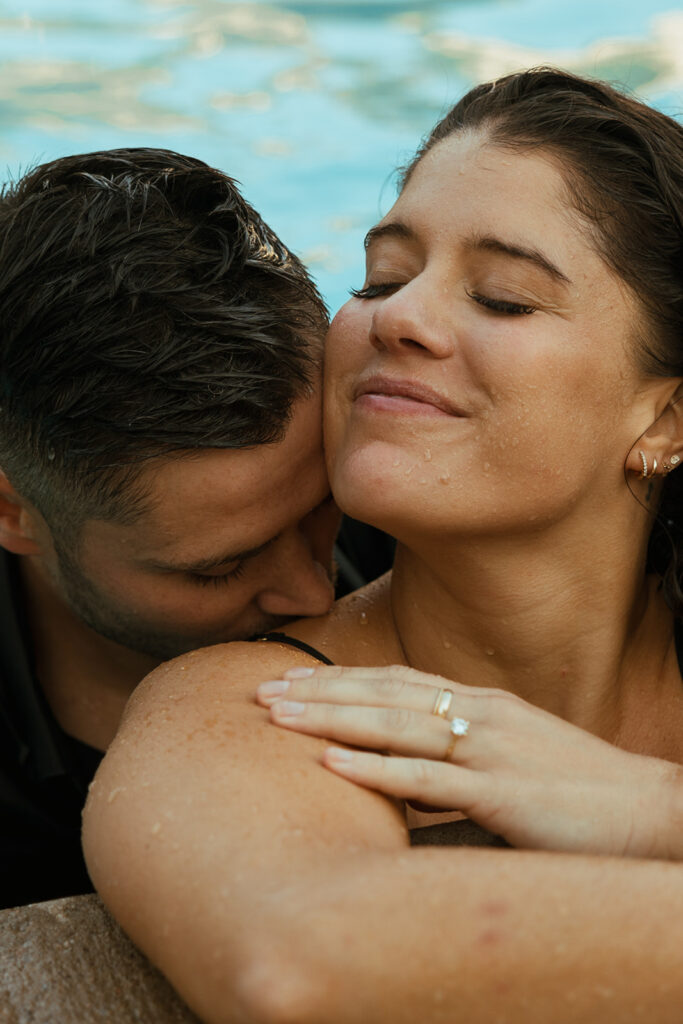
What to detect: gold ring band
<box><xmin>432</xmin><ymin>687</ymin><xmax>454</xmax><ymax>718</ymax></box>
<box><xmin>443</xmin><ymin>717</ymin><xmax>470</xmax><ymax>761</ymax></box>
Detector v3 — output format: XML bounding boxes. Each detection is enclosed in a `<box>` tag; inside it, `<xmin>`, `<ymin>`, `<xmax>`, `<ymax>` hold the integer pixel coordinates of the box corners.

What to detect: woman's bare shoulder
<box><xmin>125</xmin><ymin>638</ymin><xmax>321</xmax><ymax>720</ymax></box>
<box><xmin>120</xmin><ymin>574</ymin><xmax>398</xmax><ymax>736</ymax></box>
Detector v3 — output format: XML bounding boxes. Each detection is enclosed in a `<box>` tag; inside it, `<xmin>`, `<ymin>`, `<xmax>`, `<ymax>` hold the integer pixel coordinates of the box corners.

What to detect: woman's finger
<box><xmin>322</xmin><ymin>747</ymin><xmax>485</xmax><ymax>811</ymax></box>
<box><xmin>269</xmin><ymin>699</ymin><xmax>473</xmax><ymax>761</ymax></box>
<box><xmin>257</xmin><ymin>663</ymin><xmax>485</xmax><ymax>716</ymax></box>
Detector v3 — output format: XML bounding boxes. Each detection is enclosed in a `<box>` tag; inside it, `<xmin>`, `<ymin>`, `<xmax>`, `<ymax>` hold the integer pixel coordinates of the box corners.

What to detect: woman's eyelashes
<box><xmin>351</xmin><ymin>281</ymin><xmax>537</xmax><ymax>316</ymax></box>
<box><xmin>465</xmin><ymin>290</ymin><xmax>537</xmax><ymax>315</ymax></box>
<box><xmin>350</xmin><ymin>282</ymin><xmax>401</xmax><ymax>299</ymax></box>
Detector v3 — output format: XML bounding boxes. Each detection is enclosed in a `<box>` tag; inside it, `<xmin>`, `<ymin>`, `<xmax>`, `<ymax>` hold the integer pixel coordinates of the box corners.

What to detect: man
<box><xmin>0</xmin><ymin>148</ymin><xmax>391</xmax><ymax>909</ymax></box>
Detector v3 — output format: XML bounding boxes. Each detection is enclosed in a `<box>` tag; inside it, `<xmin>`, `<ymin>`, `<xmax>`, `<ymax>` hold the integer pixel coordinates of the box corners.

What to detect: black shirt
<box><xmin>0</xmin><ymin>519</ymin><xmax>394</xmax><ymax>910</ymax></box>
<box><xmin>0</xmin><ymin>550</ymin><xmax>102</xmax><ymax>909</ymax></box>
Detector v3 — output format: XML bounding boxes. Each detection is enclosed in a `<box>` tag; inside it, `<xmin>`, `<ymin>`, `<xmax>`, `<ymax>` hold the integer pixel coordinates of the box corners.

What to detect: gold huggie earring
<box><xmin>639</xmin><ymin>451</ymin><xmax>659</xmax><ymax>479</ymax></box>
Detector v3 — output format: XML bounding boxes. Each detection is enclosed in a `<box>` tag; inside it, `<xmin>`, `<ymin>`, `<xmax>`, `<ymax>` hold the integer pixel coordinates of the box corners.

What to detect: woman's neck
<box><xmin>389</xmin><ymin>524</ymin><xmax>679</xmax><ymax>745</ymax></box>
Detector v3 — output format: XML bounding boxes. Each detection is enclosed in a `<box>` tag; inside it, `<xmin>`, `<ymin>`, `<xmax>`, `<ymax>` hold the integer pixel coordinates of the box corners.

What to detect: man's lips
<box><xmin>354</xmin><ymin>376</ymin><xmax>467</xmax><ymax>417</ymax></box>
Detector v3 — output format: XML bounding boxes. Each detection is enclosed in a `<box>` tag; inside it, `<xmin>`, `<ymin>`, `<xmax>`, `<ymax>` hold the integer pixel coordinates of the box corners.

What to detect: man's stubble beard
<box><xmin>51</xmin><ymin>541</ymin><xmax>287</xmax><ymax>661</ymax></box>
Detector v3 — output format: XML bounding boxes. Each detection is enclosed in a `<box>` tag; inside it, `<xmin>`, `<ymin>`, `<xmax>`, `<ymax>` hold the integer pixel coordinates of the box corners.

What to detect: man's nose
<box><xmin>255</xmin><ymin>529</ymin><xmax>335</xmax><ymax>619</ymax></box>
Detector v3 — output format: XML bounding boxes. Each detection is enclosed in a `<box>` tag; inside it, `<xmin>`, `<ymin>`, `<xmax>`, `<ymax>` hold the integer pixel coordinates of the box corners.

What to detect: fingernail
<box><xmin>258</xmin><ymin>680</ymin><xmax>290</xmax><ymax>699</ymax></box>
<box><xmin>272</xmin><ymin>700</ymin><xmax>306</xmax><ymax>717</ymax></box>
<box><xmin>283</xmin><ymin>667</ymin><xmax>315</xmax><ymax>679</ymax></box>
<box><xmin>324</xmin><ymin>747</ymin><xmax>354</xmax><ymax>764</ymax></box>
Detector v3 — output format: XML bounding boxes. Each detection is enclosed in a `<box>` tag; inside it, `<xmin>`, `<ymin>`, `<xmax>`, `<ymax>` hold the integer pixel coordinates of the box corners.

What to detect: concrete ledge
<box><xmin>0</xmin><ymin>893</ymin><xmax>199</xmax><ymax>1024</ymax></box>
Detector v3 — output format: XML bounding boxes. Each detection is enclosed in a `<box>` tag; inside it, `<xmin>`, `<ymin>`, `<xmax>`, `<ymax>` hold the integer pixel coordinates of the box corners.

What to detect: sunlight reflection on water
<box><xmin>1</xmin><ymin>0</ymin><xmax>682</xmax><ymax>309</ymax></box>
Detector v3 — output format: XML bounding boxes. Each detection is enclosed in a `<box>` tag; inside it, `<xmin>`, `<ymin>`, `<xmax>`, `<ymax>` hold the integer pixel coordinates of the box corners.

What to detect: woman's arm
<box><xmin>83</xmin><ymin>645</ymin><xmax>683</xmax><ymax>1024</ymax></box>
<box><xmin>256</xmin><ymin>663</ymin><xmax>683</xmax><ymax>860</ymax></box>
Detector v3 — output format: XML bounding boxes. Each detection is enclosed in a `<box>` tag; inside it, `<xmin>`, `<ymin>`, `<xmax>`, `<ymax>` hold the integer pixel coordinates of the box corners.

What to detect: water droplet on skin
<box><xmin>107</xmin><ymin>786</ymin><xmax>126</xmax><ymax>804</ymax></box>
<box><xmin>485</xmin><ymin>648</ymin><xmax>495</xmax><ymax>656</ymax></box>
<box><xmin>392</xmin><ymin>459</ymin><xmax>401</xmax><ymax>467</ymax></box>
<box><xmin>424</xmin><ymin>449</ymin><xmax>432</xmax><ymax>462</ymax></box>
<box><xmin>443</xmin><ymin>640</ymin><xmax>452</xmax><ymax>649</ymax></box>
<box><xmin>151</xmin><ymin>822</ymin><xmax>162</xmax><ymax>835</ymax></box>
<box><xmin>483</xmin><ymin>461</ymin><xmax>491</xmax><ymax>472</ymax></box>
<box><xmin>439</xmin><ymin>472</ymin><xmax>450</xmax><ymax>485</ymax></box>
<box><xmin>359</xmin><ymin>611</ymin><xmax>368</xmax><ymax>625</ymax></box>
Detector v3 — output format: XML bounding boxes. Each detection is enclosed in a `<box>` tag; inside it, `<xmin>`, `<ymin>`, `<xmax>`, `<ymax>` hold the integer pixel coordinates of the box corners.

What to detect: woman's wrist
<box><xmin>643</xmin><ymin>759</ymin><xmax>683</xmax><ymax>862</ymax></box>
<box><xmin>664</xmin><ymin>763</ymin><xmax>683</xmax><ymax>861</ymax></box>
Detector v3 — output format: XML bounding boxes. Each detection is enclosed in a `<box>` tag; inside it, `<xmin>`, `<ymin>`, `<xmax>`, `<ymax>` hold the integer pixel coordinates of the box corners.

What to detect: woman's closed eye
<box><xmin>466</xmin><ymin>289</ymin><xmax>537</xmax><ymax>315</ymax></box>
<box><xmin>350</xmin><ymin>282</ymin><xmax>403</xmax><ymax>299</ymax></box>
<box><xmin>351</xmin><ymin>283</ymin><xmax>538</xmax><ymax>316</ymax></box>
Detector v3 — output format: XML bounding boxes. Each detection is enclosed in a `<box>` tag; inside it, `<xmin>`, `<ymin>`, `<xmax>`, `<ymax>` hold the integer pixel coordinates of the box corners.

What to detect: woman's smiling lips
<box><xmin>354</xmin><ymin>376</ymin><xmax>467</xmax><ymax>418</ymax></box>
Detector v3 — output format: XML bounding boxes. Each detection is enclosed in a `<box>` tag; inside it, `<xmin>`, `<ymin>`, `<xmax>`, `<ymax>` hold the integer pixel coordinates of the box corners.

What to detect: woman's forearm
<box><xmin>83</xmin><ymin>648</ymin><xmax>683</xmax><ymax>1024</ymax></box>
<box><xmin>236</xmin><ymin>849</ymin><xmax>683</xmax><ymax>1024</ymax></box>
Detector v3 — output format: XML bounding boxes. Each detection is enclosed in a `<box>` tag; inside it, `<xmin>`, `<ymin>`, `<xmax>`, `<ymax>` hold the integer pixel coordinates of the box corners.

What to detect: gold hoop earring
<box><xmin>639</xmin><ymin>451</ymin><xmax>659</xmax><ymax>479</ymax></box>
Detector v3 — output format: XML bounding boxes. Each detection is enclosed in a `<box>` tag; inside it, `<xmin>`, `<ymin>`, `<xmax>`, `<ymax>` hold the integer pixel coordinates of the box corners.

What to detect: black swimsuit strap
<box><xmin>249</xmin><ymin>632</ymin><xmax>335</xmax><ymax>666</ymax></box>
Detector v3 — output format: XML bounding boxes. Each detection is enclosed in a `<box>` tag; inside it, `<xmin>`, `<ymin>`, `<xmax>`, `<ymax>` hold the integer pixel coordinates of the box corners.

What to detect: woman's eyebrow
<box><xmin>363</xmin><ymin>221</ymin><xmax>415</xmax><ymax>250</ymax></box>
<box><xmin>465</xmin><ymin>233</ymin><xmax>572</xmax><ymax>286</ymax></box>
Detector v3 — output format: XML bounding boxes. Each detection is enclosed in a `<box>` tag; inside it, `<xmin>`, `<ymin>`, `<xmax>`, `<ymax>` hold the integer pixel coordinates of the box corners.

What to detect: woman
<box><xmin>84</xmin><ymin>69</ymin><xmax>683</xmax><ymax>1023</ymax></box>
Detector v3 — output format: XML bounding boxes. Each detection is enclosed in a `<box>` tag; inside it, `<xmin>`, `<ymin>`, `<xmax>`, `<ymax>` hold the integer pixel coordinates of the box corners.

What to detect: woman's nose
<box><xmin>369</xmin><ymin>281</ymin><xmax>455</xmax><ymax>359</ymax></box>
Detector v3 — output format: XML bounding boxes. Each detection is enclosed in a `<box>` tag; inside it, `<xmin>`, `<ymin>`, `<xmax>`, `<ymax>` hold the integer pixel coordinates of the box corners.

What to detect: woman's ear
<box><xmin>625</xmin><ymin>382</ymin><xmax>683</xmax><ymax>479</ymax></box>
<box><xmin>0</xmin><ymin>470</ymin><xmax>42</xmax><ymax>556</ymax></box>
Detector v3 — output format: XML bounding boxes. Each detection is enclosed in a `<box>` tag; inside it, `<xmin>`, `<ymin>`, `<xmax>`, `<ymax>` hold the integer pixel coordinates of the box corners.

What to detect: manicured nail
<box><xmin>272</xmin><ymin>700</ymin><xmax>306</xmax><ymax>717</ymax></box>
<box><xmin>257</xmin><ymin>679</ymin><xmax>290</xmax><ymax>699</ymax></box>
<box><xmin>324</xmin><ymin>747</ymin><xmax>354</xmax><ymax>764</ymax></box>
<box><xmin>283</xmin><ymin>666</ymin><xmax>315</xmax><ymax>679</ymax></box>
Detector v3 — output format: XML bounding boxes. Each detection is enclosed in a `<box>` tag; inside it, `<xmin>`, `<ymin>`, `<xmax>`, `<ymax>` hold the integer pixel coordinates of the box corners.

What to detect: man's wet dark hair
<box><xmin>0</xmin><ymin>147</ymin><xmax>327</xmax><ymax>536</ymax></box>
<box><xmin>402</xmin><ymin>67</ymin><xmax>683</xmax><ymax>614</ymax></box>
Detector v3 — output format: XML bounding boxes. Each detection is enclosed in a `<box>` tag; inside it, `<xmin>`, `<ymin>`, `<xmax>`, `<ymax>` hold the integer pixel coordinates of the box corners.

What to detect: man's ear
<box><xmin>0</xmin><ymin>470</ymin><xmax>42</xmax><ymax>556</ymax></box>
<box><xmin>625</xmin><ymin>380</ymin><xmax>683</xmax><ymax>479</ymax></box>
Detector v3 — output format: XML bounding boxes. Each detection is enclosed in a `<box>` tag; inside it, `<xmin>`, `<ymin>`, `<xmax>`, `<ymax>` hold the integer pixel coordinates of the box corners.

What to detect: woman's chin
<box><xmin>330</xmin><ymin>457</ymin><xmax>447</xmax><ymax>537</ymax></box>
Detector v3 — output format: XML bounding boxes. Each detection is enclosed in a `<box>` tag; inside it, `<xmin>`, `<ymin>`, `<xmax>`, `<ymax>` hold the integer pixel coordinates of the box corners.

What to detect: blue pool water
<box><xmin>1</xmin><ymin>0</ymin><xmax>682</xmax><ymax>311</ymax></box>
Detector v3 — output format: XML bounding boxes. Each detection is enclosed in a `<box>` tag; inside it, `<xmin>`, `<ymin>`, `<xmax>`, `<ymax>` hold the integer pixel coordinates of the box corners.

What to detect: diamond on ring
<box><xmin>450</xmin><ymin>717</ymin><xmax>469</xmax><ymax>736</ymax></box>
<box><xmin>443</xmin><ymin>716</ymin><xmax>470</xmax><ymax>762</ymax></box>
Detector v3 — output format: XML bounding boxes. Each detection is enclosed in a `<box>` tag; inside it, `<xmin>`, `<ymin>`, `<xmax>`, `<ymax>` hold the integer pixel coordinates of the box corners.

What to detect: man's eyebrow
<box><xmin>364</xmin><ymin>221</ymin><xmax>415</xmax><ymax>250</ymax></box>
<box><xmin>464</xmin><ymin>233</ymin><xmax>572</xmax><ymax>286</ymax></box>
<box><xmin>143</xmin><ymin>537</ymin><xmax>276</xmax><ymax>574</ymax></box>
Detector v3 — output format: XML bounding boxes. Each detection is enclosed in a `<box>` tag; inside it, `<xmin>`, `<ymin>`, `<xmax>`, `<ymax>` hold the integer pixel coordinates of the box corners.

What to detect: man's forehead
<box><xmin>150</xmin><ymin>399</ymin><xmax>323</xmax><ymax>517</ymax></box>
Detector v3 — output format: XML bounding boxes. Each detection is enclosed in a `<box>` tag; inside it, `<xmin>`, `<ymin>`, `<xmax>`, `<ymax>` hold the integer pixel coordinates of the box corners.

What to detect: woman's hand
<box><xmin>257</xmin><ymin>664</ymin><xmax>683</xmax><ymax>860</ymax></box>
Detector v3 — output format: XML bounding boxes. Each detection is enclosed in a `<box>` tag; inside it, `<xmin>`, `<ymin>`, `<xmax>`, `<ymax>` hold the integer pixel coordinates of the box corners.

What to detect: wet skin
<box><xmin>323</xmin><ymin>130</ymin><xmax>659</xmax><ymax>547</ymax></box>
